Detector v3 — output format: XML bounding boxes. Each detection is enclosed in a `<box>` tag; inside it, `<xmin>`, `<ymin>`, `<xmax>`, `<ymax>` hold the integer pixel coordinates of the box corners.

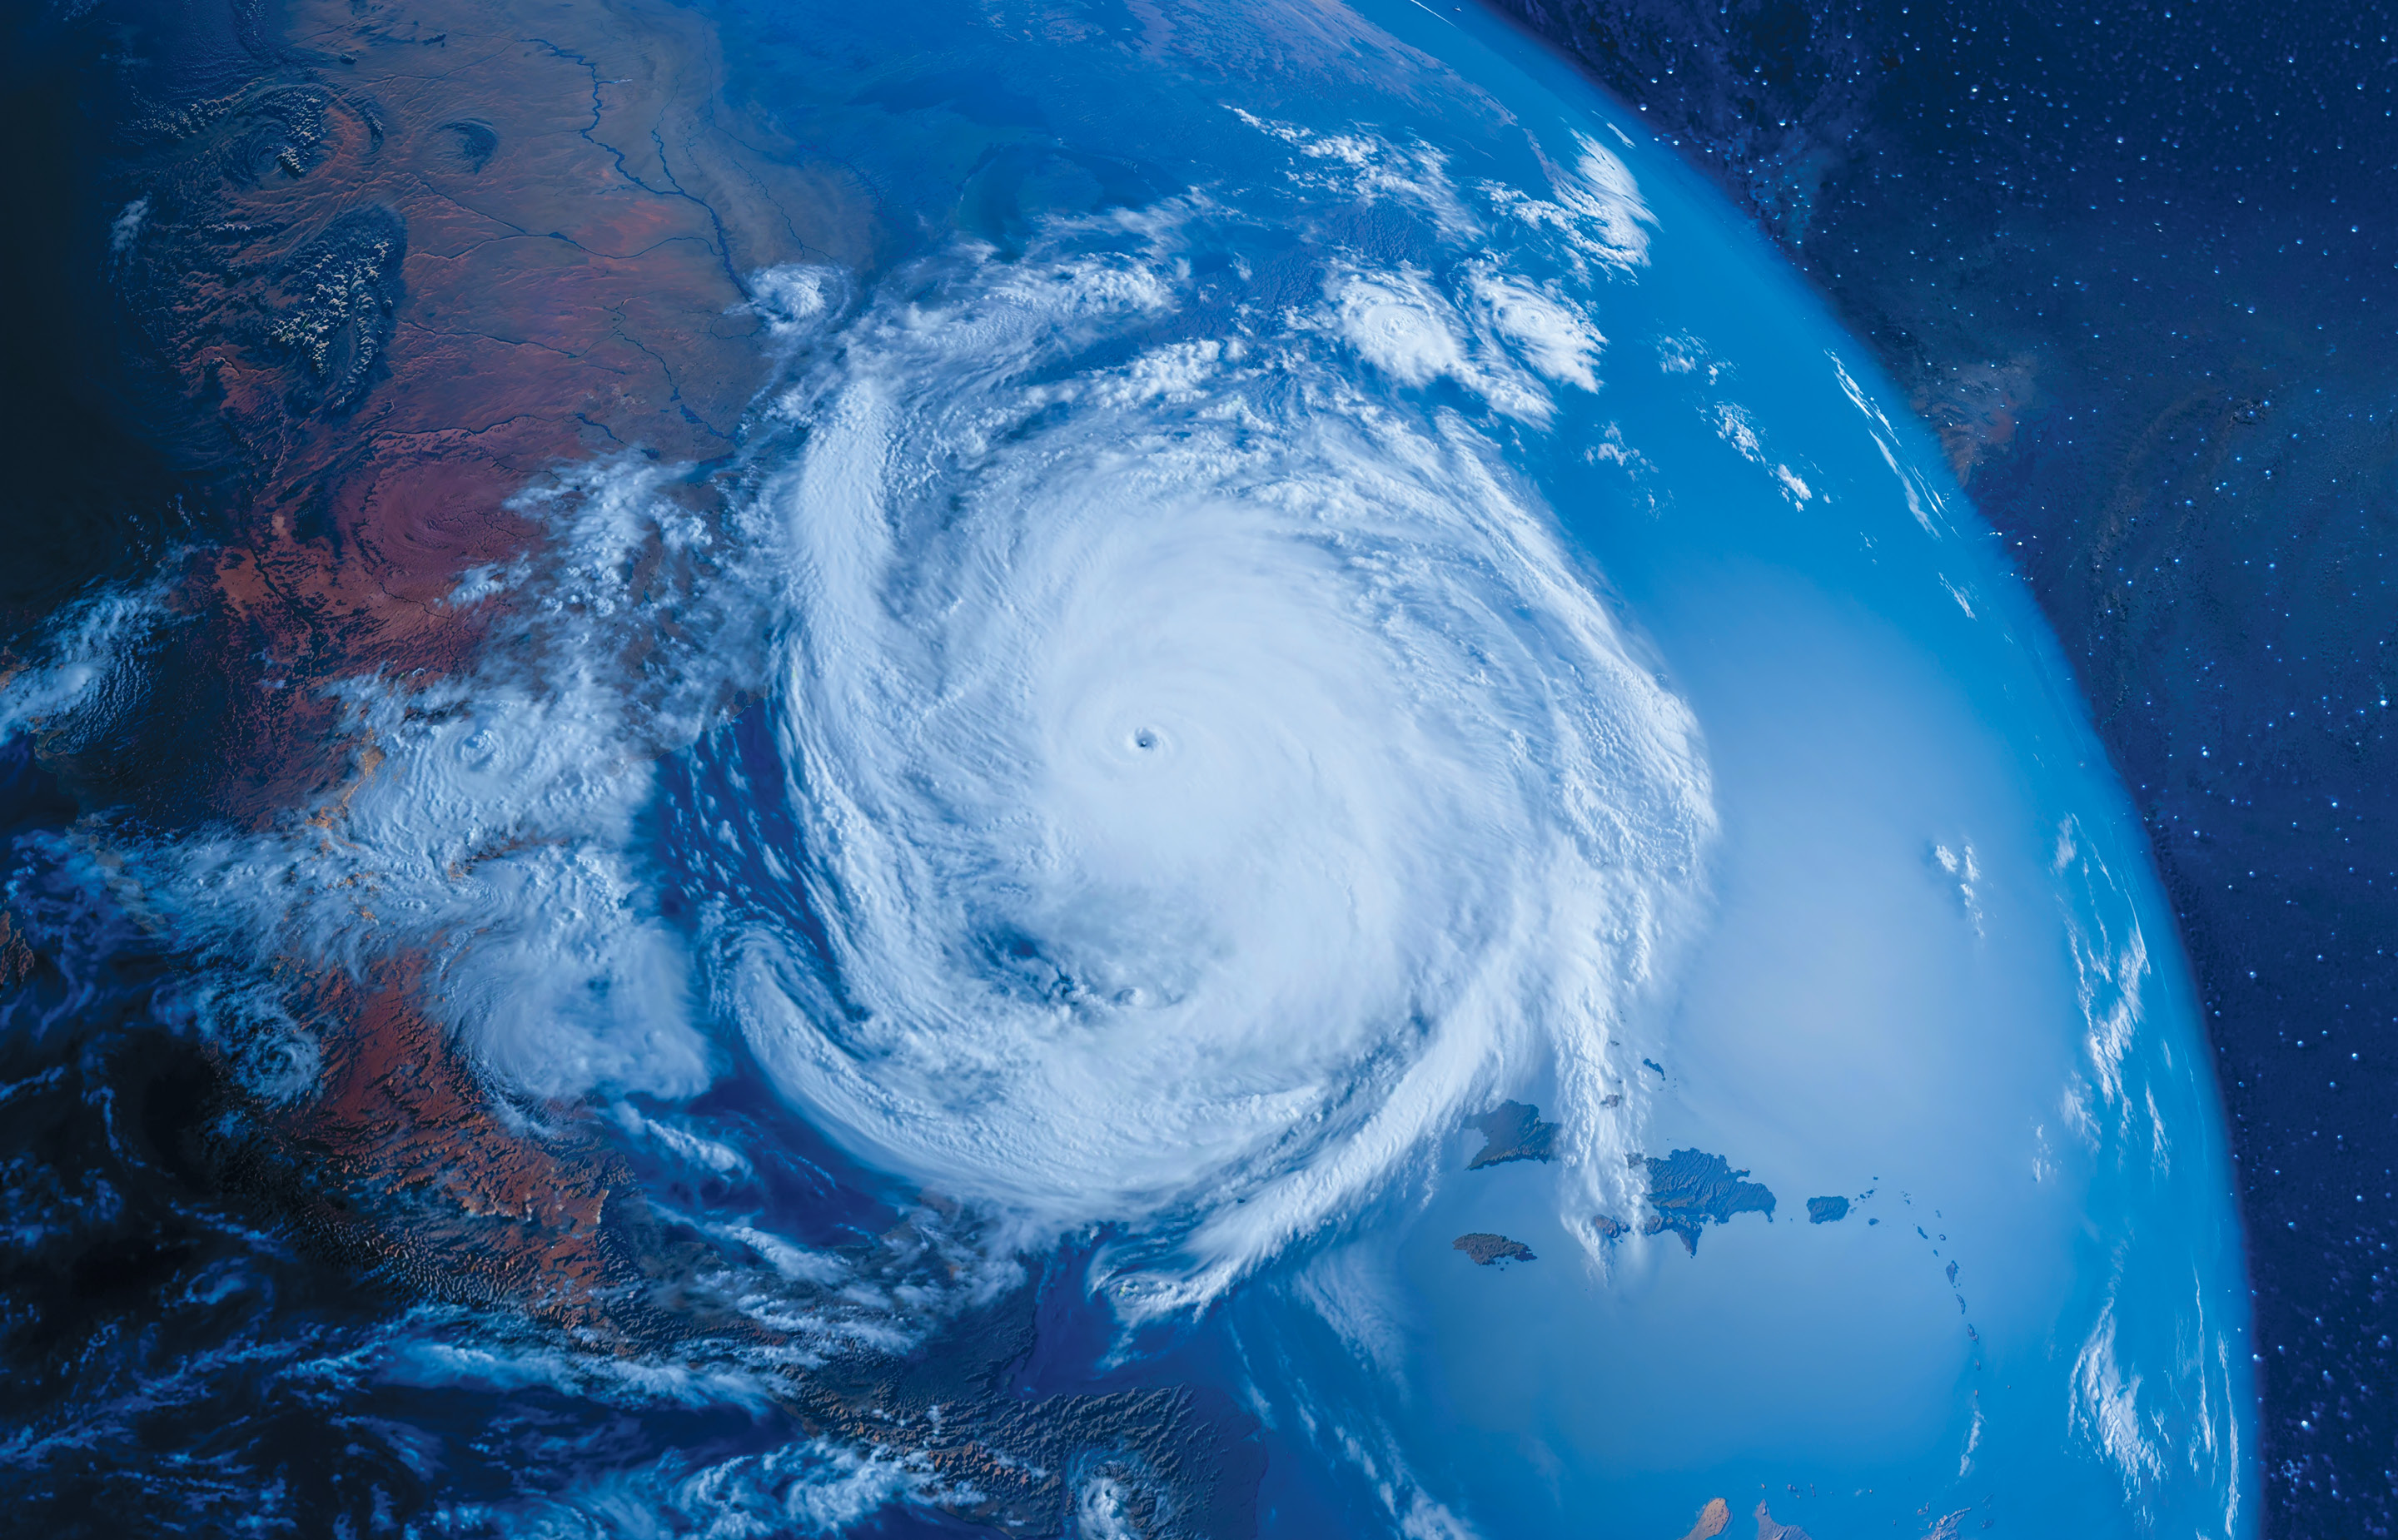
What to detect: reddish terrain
<box><xmin>93</xmin><ymin>0</ymin><xmax>881</xmax><ymax>1314</ymax></box>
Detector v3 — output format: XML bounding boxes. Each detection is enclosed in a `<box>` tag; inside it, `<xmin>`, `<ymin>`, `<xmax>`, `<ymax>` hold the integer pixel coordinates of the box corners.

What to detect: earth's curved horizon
<box><xmin>0</xmin><ymin>0</ymin><xmax>2253</xmax><ymax>1533</ymax></box>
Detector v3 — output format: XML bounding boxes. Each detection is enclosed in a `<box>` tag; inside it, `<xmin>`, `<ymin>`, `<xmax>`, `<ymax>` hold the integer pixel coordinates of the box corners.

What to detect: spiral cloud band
<box><xmin>720</xmin><ymin>199</ymin><xmax>1717</xmax><ymax>1308</ymax></box>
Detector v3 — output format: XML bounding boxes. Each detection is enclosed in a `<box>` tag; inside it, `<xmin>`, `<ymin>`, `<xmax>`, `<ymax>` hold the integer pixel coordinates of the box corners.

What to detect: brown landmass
<box><xmin>1453</xmin><ymin>1231</ymin><xmax>1536</xmax><ymax>1265</ymax></box>
<box><xmin>109</xmin><ymin>0</ymin><xmax>876</xmax><ymax>818</ymax></box>
<box><xmin>1676</xmin><ymin>1497</ymin><xmax>1730</xmax><ymax>1540</ymax></box>
<box><xmin>0</xmin><ymin>909</ymin><xmax>35</xmax><ymax>987</ymax></box>
<box><xmin>84</xmin><ymin>0</ymin><xmax>883</xmax><ymax>1320</ymax></box>
<box><xmin>1465</xmin><ymin>1098</ymin><xmax>1559</xmax><ymax>1169</ymax></box>
<box><xmin>257</xmin><ymin>957</ymin><xmax>629</xmax><ymax>1328</ymax></box>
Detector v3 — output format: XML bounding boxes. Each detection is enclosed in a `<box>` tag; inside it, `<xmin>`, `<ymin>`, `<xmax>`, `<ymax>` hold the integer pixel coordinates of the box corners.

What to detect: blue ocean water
<box><xmin>673</xmin><ymin>0</ymin><xmax>2251</xmax><ymax>1529</ymax></box>
<box><xmin>0</xmin><ymin>0</ymin><xmax>2251</xmax><ymax>1533</ymax></box>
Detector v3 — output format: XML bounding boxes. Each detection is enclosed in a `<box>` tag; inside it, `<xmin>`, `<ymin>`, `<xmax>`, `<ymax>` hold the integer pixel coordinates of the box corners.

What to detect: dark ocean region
<box><xmin>0</xmin><ymin>21</ymin><xmax>201</xmax><ymax>648</ymax></box>
<box><xmin>1476</xmin><ymin>0</ymin><xmax>2398</xmax><ymax>1523</ymax></box>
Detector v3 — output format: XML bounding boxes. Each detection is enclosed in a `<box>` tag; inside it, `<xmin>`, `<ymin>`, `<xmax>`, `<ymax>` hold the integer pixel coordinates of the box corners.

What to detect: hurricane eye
<box><xmin>1132</xmin><ymin>728</ymin><xmax>1159</xmax><ymax>750</ymax></box>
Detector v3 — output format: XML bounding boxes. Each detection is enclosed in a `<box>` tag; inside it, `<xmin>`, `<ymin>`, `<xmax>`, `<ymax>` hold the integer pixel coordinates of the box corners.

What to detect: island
<box><xmin>1805</xmin><ymin>1195</ymin><xmax>1851</xmax><ymax>1224</ymax></box>
<box><xmin>1453</xmin><ymin>1233</ymin><xmax>1538</xmax><ymax>1266</ymax></box>
<box><xmin>1639</xmin><ymin>1148</ymin><xmax>1777</xmax><ymax>1254</ymax></box>
<box><xmin>1466</xmin><ymin>1100</ymin><xmax>1560</xmax><ymax>1169</ymax></box>
<box><xmin>1592</xmin><ymin>1213</ymin><xmax>1629</xmax><ymax>1240</ymax></box>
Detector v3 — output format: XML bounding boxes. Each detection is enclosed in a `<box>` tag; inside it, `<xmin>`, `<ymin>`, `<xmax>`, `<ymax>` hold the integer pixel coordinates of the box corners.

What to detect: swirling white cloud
<box><xmin>719</xmin><ymin>201</ymin><xmax>1712</xmax><ymax>1309</ymax></box>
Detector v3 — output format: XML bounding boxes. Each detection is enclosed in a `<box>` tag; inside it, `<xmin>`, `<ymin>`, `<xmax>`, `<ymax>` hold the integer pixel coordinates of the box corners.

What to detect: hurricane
<box><xmin>701</xmin><ymin>214</ymin><xmax>1716</xmax><ymax>1309</ymax></box>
